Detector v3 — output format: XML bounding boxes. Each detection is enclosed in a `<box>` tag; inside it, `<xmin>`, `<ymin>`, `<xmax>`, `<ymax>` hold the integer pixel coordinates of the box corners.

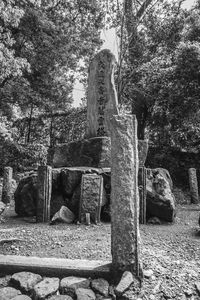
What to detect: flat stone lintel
<box><xmin>0</xmin><ymin>255</ymin><xmax>111</xmax><ymax>279</ymax></box>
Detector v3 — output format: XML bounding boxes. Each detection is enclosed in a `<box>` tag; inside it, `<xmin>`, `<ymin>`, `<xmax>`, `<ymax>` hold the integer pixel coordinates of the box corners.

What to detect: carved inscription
<box><xmin>96</xmin><ymin>58</ymin><xmax>107</xmax><ymax>136</ymax></box>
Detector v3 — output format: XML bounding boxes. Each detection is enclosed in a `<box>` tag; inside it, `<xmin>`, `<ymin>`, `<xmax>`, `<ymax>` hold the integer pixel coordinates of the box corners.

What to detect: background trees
<box><xmin>0</xmin><ymin>0</ymin><xmax>103</xmax><ymax>144</ymax></box>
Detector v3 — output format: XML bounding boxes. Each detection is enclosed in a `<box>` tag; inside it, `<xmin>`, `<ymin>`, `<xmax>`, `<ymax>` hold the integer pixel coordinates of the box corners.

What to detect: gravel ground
<box><xmin>0</xmin><ymin>204</ymin><xmax>200</xmax><ymax>299</ymax></box>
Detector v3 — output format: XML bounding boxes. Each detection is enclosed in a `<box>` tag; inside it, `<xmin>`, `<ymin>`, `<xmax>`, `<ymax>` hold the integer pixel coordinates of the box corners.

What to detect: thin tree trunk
<box><xmin>26</xmin><ymin>103</ymin><xmax>34</xmax><ymax>143</ymax></box>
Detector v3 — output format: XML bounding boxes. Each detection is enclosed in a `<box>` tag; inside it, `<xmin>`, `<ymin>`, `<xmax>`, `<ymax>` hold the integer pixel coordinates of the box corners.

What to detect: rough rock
<box><xmin>48</xmin><ymin>137</ymin><xmax>111</xmax><ymax>168</ymax></box>
<box><xmin>11</xmin><ymin>296</ymin><xmax>32</xmax><ymax>300</ymax></box>
<box><xmin>146</xmin><ymin>168</ymin><xmax>176</xmax><ymax>222</ymax></box>
<box><xmin>10</xmin><ymin>271</ymin><xmax>42</xmax><ymax>293</ymax></box>
<box><xmin>0</xmin><ymin>201</ymin><xmax>6</xmax><ymax>215</ymax></box>
<box><xmin>51</xmin><ymin>206</ymin><xmax>75</xmax><ymax>224</ymax></box>
<box><xmin>195</xmin><ymin>282</ymin><xmax>200</xmax><ymax>295</ymax></box>
<box><xmin>33</xmin><ymin>277</ymin><xmax>59</xmax><ymax>299</ymax></box>
<box><xmin>114</xmin><ymin>271</ymin><xmax>135</xmax><ymax>297</ymax></box>
<box><xmin>0</xmin><ymin>287</ymin><xmax>21</xmax><ymax>300</ymax></box>
<box><xmin>91</xmin><ymin>278</ymin><xmax>109</xmax><ymax>297</ymax></box>
<box><xmin>75</xmin><ymin>288</ymin><xmax>96</xmax><ymax>300</ymax></box>
<box><xmin>60</xmin><ymin>276</ymin><xmax>90</xmax><ymax>297</ymax></box>
<box><xmin>14</xmin><ymin>174</ymin><xmax>37</xmax><ymax>217</ymax></box>
<box><xmin>48</xmin><ymin>296</ymin><xmax>73</xmax><ymax>300</ymax></box>
<box><xmin>147</xmin><ymin>217</ymin><xmax>162</xmax><ymax>225</ymax></box>
<box><xmin>143</xmin><ymin>269</ymin><xmax>154</xmax><ymax>278</ymax></box>
<box><xmin>69</xmin><ymin>185</ymin><xmax>81</xmax><ymax>218</ymax></box>
<box><xmin>61</xmin><ymin>168</ymin><xmax>83</xmax><ymax>197</ymax></box>
<box><xmin>0</xmin><ymin>275</ymin><xmax>11</xmax><ymax>288</ymax></box>
<box><xmin>50</xmin><ymin>192</ymin><xmax>66</xmax><ymax>217</ymax></box>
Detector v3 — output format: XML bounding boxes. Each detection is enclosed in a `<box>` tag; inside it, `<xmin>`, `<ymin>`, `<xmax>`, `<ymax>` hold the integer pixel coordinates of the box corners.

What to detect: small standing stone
<box><xmin>188</xmin><ymin>168</ymin><xmax>199</xmax><ymax>204</ymax></box>
<box><xmin>79</xmin><ymin>174</ymin><xmax>103</xmax><ymax>224</ymax></box>
<box><xmin>36</xmin><ymin>165</ymin><xmax>52</xmax><ymax>222</ymax></box>
<box><xmin>76</xmin><ymin>288</ymin><xmax>96</xmax><ymax>300</ymax></box>
<box><xmin>10</xmin><ymin>271</ymin><xmax>42</xmax><ymax>293</ymax></box>
<box><xmin>60</xmin><ymin>276</ymin><xmax>90</xmax><ymax>297</ymax></box>
<box><xmin>2</xmin><ymin>166</ymin><xmax>13</xmax><ymax>204</ymax></box>
<box><xmin>33</xmin><ymin>277</ymin><xmax>59</xmax><ymax>299</ymax></box>
<box><xmin>91</xmin><ymin>278</ymin><xmax>109</xmax><ymax>297</ymax></box>
<box><xmin>0</xmin><ymin>287</ymin><xmax>21</xmax><ymax>300</ymax></box>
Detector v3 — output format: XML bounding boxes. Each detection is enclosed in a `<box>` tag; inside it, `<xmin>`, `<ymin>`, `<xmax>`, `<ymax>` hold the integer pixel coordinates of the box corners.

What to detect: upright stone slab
<box><xmin>86</xmin><ymin>49</ymin><xmax>119</xmax><ymax>138</ymax></box>
<box><xmin>188</xmin><ymin>168</ymin><xmax>199</xmax><ymax>204</ymax></box>
<box><xmin>2</xmin><ymin>167</ymin><xmax>13</xmax><ymax>204</ymax></box>
<box><xmin>36</xmin><ymin>166</ymin><xmax>52</xmax><ymax>222</ymax></box>
<box><xmin>79</xmin><ymin>174</ymin><xmax>103</xmax><ymax>224</ymax></box>
<box><xmin>138</xmin><ymin>167</ymin><xmax>147</xmax><ymax>224</ymax></box>
<box><xmin>110</xmin><ymin>114</ymin><xmax>141</xmax><ymax>275</ymax></box>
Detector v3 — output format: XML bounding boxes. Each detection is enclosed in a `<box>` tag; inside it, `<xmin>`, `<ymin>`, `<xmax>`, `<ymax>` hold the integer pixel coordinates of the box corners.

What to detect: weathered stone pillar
<box><xmin>188</xmin><ymin>168</ymin><xmax>199</xmax><ymax>204</ymax></box>
<box><xmin>2</xmin><ymin>167</ymin><xmax>13</xmax><ymax>205</ymax></box>
<box><xmin>79</xmin><ymin>174</ymin><xmax>103</xmax><ymax>224</ymax></box>
<box><xmin>138</xmin><ymin>140</ymin><xmax>148</xmax><ymax>224</ymax></box>
<box><xmin>86</xmin><ymin>49</ymin><xmax>119</xmax><ymax>138</ymax></box>
<box><xmin>138</xmin><ymin>167</ymin><xmax>147</xmax><ymax>224</ymax></box>
<box><xmin>110</xmin><ymin>114</ymin><xmax>141</xmax><ymax>276</ymax></box>
<box><xmin>36</xmin><ymin>166</ymin><xmax>52</xmax><ymax>222</ymax></box>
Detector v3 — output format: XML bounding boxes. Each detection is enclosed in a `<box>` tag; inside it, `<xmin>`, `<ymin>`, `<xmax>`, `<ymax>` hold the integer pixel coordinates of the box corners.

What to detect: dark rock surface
<box><xmin>48</xmin><ymin>137</ymin><xmax>111</xmax><ymax>168</ymax></box>
<box><xmin>146</xmin><ymin>168</ymin><xmax>176</xmax><ymax>222</ymax></box>
<box><xmin>14</xmin><ymin>174</ymin><xmax>37</xmax><ymax>217</ymax></box>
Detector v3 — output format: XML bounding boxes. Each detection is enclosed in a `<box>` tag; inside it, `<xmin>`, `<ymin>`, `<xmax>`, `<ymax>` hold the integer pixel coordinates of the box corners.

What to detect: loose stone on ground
<box><xmin>75</xmin><ymin>287</ymin><xmax>96</xmax><ymax>300</ymax></box>
<box><xmin>0</xmin><ymin>286</ymin><xmax>21</xmax><ymax>300</ymax></box>
<box><xmin>60</xmin><ymin>276</ymin><xmax>90</xmax><ymax>297</ymax></box>
<box><xmin>10</xmin><ymin>271</ymin><xmax>42</xmax><ymax>293</ymax></box>
<box><xmin>33</xmin><ymin>277</ymin><xmax>59</xmax><ymax>299</ymax></box>
<box><xmin>91</xmin><ymin>278</ymin><xmax>109</xmax><ymax>297</ymax></box>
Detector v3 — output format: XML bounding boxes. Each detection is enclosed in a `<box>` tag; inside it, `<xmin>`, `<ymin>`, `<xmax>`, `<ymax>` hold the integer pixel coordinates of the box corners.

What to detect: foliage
<box><xmin>112</xmin><ymin>0</ymin><xmax>200</xmax><ymax>149</ymax></box>
<box><xmin>0</xmin><ymin>0</ymin><xmax>103</xmax><ymax>129</ymax></box>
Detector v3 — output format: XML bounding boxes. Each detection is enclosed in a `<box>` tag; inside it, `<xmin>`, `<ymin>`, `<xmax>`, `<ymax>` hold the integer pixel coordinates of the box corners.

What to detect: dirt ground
<box><xmin>0</xmin><ymin>204</ymin><xmax>200</xmax><ymax>299</ymax></box>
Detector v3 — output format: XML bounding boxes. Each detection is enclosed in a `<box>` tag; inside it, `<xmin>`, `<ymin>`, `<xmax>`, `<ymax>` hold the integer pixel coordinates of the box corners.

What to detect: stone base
<box><xmin>48</xmin><ymin>137</ymin><xmax>111</xmax><ymax>168</ymax></box>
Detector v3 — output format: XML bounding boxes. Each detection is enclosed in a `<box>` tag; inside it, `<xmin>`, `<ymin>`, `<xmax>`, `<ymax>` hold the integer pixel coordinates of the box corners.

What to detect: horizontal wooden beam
<box><xmin>0</xmin><ymin>255</ymin><xmax>111</xmax><ymax>279</ymax></box>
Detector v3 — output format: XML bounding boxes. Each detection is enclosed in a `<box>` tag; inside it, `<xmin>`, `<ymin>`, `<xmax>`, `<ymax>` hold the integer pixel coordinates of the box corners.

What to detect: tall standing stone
<box><xmin>86</xmin><ymin>49</ymin><xmax>119</xmax><ymax>138</ymax></box>
<box><xmin>36</xmin><ymin>166</ymin><xmax>52</xmax><ymax>222</ymax></box>
<box><xmin>188</xmin><ymin>168</ymin><xmax>199</xmax><ymax>204</ymax></box>
<box><xmin>110</xmin><ymin>114</ymin><xmax>141</xmax><ymax>276</ymax></box>
<box><xmin>2</xmin><ymin>167</ymin><xmax>13</xmax><ymax>205</ymax></box>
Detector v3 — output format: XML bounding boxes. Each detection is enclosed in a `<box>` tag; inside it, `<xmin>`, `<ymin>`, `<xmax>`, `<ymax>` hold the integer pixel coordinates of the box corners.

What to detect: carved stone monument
<box><xmin>110</xmin><ymin>114</ymin><xmax>141</xmax><ymax>276</ymax></box>
<box><xmin>86</xmin><ymin>49</ymin><xmax>119</xmax><ymax>138</ymax></box>
<box><xmin>188</xmin><ymin>168</ymin><xmax>199</xmax><ymax>204</ymax></box>
<box><xmin>79</xmin><ymin>174</ymin><xmax>103</xmax><ymax>224</ymax></box>
<box><xmin>2</xmin><ymin>167</ymin><xmax>13</xmax><ymax>205</ymax></box>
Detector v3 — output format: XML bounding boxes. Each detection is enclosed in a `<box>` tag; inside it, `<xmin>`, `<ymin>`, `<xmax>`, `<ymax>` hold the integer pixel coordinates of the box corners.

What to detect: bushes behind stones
<box><xmin>0</xmin><ymin>142</ymin><xmax>47</xmax><ymax>176</ymax></box>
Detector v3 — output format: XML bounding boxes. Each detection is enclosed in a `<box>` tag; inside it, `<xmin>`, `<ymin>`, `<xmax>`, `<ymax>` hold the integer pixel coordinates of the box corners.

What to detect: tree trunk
<box><xmin>26</xmin><ymin>103</ymin><xmax>34</xmax><ymax>143</ymax></box>
<box><xmin>124</xmin><ymin>0</ymin><xmax>153</xmax><ymax>139</ymax></box>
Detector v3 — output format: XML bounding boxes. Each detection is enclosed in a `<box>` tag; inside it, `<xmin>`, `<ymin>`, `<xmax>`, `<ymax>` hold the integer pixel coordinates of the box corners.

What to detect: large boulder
<box><xmin>146</xmin><ymin>168</ymin><xmax>176</xmax><ymax>222</ymax></box>
<box><xmin>48</xmin><ymin>137</ymin><xmax>111</xmax><ymax>168</ymax></box>
<box><xmin>14</xmin><ymin>174</ymin><xmax>37</xmax><ymax>217</ymax></box>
